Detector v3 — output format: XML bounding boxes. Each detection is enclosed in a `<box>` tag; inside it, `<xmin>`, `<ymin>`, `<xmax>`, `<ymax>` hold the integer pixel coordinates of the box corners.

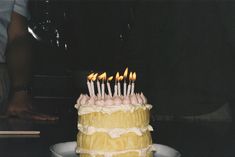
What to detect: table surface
<box><xmin>0</xmin><ymin>113</ymin><xmax>234</xmax><ymax>157</ymax></box>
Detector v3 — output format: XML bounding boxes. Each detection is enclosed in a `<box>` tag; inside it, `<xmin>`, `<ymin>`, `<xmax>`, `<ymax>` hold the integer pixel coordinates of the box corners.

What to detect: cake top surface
<box><xmin>76</xmin><ymin>93</ymin><xmax>147</xmax><ymax>106</ymax></box>
<box><xmin>75</xmin><ymin>93</ymin><xmax>151</xmax><ymax>115</ymax></box>
<box><xmin>75</xmin><ymin>68</ymin><xmax>152</xmax><ymax>114</ymax></box>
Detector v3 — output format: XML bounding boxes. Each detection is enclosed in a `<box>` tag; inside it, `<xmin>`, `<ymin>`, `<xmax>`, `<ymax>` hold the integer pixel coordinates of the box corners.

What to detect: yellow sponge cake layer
<box><xmin>77</xmin><ymin>131</ymin><xmax>152</xmax><ymax>151</ymax></box>
<box><xmin>79</xmin><ymin>151</ymin><xmax>153</xmax><ymax>157</ymax></box>
<box><xmin>79</xmin><ymin>108</ymin><xmax>150</xmax><ymax>128</ymax></box>
<box><xmin>76</xmin><ymin>102</ymin><xmax>154</xmax><ymax>157</ymax></box>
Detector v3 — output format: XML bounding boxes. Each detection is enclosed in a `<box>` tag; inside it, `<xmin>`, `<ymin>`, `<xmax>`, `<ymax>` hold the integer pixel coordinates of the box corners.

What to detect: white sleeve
<box><xmin>13</xmin><ymin>0</ymin><xmax>29</xmax><ymax>18</ymax></box>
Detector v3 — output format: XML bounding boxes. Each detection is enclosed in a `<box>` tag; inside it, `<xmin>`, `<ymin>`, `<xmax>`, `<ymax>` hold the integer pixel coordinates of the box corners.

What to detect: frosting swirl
<box><xmin>76</xmin><ymin>144</ymin><xmax>157</xmax><ymax>157</ymax></box>
<box><xmin>77</xmin><ymin>124</ymin><xmax>153</xmax><ymax>138</ymax></box>
<box><xmin>77</xmin><ymin>104</ymin><xmax>152</xmax><ymax>115</ymax></box>
<box><xmin>75</xmin><ymin>93</ymin><xmax>148</xmax><ymax>107</ymax></box>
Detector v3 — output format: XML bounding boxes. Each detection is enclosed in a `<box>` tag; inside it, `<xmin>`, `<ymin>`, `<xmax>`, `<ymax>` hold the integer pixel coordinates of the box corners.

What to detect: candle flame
<box><xmin>115</xmin><ymin>72</ymin><xmax>120</xmax><ymax>80</ymax></box>
<box><xmin>119</xmin><ymin>76</ymin><xmax>124</xmax><ymax>81</ymax></box>
<box><xmin>132</xmin><ymin>72</ymin><xmax>136</xmax><ymax>81</ymax></box>
<box><xmin>108</xmin><ymin>76</ymin><xmax>113</xmax><ymax>81</ymax></box>
<box><xmin>129</xmin><ymin>72</ymin><xmax>133</xmax><ymax>81</ymax></box>
<box><xmin>123</xmin><ymin>68</ymin><xmax>128</xmax><ymax>78</ymax></box>
<box><xmin>98</xmin><ymin>72</ymin><xmax>107</xmax><ymax>80</ymax></box>
<box><xmin>92</xmin><ymin>73</ymin><xmax>98</xmax><ymax>81</ymax></box>
<box><xmin>87</xmin><ymin>73</ymin><xmax>94</xmax><ymax>80</ymax></box>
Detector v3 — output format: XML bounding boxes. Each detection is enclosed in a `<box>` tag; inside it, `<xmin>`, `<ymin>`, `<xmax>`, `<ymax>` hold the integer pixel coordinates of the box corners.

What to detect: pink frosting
<box><xmin>76</xmin><ymin>93</ymin><xmax>148</xmax><ymax>106</ymax></box>
<box><xmin>113</xmin><ymin>96</ymin><xmax>122</xmax><ymax>105</ymax></box>
<box><xmin>130</xmin><ymin>94</ymin><xmax>138</xmax><ymax>104</ymax></box>
<box><xmin>88</xmin><ymin>97</ymin><xmax>95</xmax><ymax>105</ymax></box>
<box><xmin>95</xmin><ymin>99</ymin><xmax>104</xmax><ymax>106</ymax></box>
<box><xmin>140</xmin><ymin>93</ymin><xmax>147</xmax><ymax>104</ymax></box>
<box><xmin>80</xmin><ymin>95</ymin><xmax>89</xmax><ymax>105</ymax></box>
<box><xmin>104</xmin><ymin>99</ymin><xmax>114</xmax><ymax>106</ymax></box>
<box><xmin>123</xmin><ymin>96</ymin><xmax>131</xmax><ymax>105</ymax></box>
<box><xmin>104</xmin><ymin>95</ymin><xmax>114</xmax><ymax>106</ymax></box>
<box><xmin>136</xmin><ymin>93</ymin><xmax>143</xmax><ymax>104</ymax></box>
<box><xmin>76</xmin><ymin>94</ymin><xmax>83</xmax><ymax>104</ymax></box>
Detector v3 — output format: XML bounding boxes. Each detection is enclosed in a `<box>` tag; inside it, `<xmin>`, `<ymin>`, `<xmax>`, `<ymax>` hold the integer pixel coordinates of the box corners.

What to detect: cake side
<box><xmin>75</xmin><ymin>70</ymin><xmax>156</xmax><ymax>157</ymax></box>
<box><xmin>75</xmin><ymin>94</ymin><xmax>155</xmax><ymax>157</ymax></box>
<box><xmin>77</xmin><ymin>105</ymin><xmax>152</xmax><ymax>136</ymax></box>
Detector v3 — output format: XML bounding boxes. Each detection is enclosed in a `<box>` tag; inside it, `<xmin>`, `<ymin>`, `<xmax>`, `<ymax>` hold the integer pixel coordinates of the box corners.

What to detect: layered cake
<box><xmin>75</xmin><ymin>69</ymin><xmax>156</xmax><ymax>157</ymax></box>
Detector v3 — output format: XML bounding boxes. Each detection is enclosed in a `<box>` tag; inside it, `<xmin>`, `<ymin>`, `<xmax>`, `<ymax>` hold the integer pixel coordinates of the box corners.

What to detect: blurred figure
<box><xmin>0</xmin><ymin>0</ymin><xmax>57</xmax><ymax>121</ymax></box>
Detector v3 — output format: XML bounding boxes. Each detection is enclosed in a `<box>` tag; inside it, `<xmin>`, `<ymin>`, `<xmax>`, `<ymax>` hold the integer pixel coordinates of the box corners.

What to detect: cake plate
<box><xmin>50</xmin><ymin>141</ymin><xmax>181</xmax><ymax>157</ymax></box>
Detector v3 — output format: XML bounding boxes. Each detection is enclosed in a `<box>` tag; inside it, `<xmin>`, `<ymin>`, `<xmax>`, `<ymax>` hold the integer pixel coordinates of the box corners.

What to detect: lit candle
<box><xmin>87</xmin><ymin>81</ymin><xmax>92</xmax><ymax>96</ymax></box>
<box><xmin>107</xmin><ymin>76</ymin><xmax>113</xmax><ymax>97</ymax></box>
<box><xmin>114</xmin><ymin>72</ymin><xmax>119</xmax><ymax>96</ymax></box>
<box><xmin>99</xmin><ymin>72</ymin><xmax>106</xmax><ymax>99</ymax></box>
<box><xmin>96</xmin><ymin>78</ymin><xmax>101</xmax><ymax>97</ymax></box>
<box><xmin>123</xmin><ymin>68</ymin><xmax>128</xmax><ymax>96</ymax></box>
<box><xmin>127</xmin><ymin>72</ymin><xmax>132</xmax><ymax>96</ymax></box>
<box><xmin>118</xmin><ymin>76</ymin><xmax>123</xmax><ymax>96</ymax></box>
<box><xmin>114</xmin><ymin>84</ymin><xmax>118</xmax><ymax>96</ymax></box>
<box><xmin>87</xmin><ymin>73</ymin><xmax>94</xmax><ymax>96</ymax></box>
<box><xmin>131</xmin><ymin>72</ymin><xmax>136</xmax><ymax>95</ymax></box>
<box><xmin>91</xmin><ymin>73</ymin><xmax>98</xmax><ymax>96</ymax></box>
<box><xmin>102</xmin><ymin>80</ymin><xmax>105</xmax><ymax>99</ymax></box>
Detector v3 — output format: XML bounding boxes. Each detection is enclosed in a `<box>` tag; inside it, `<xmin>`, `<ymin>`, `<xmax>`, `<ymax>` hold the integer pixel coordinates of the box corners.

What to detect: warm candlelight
<box><xmin>98</xmin><ymin>72</ymin><xmax>107</xmax><ymax>99</ymax></box>
<box><xmin>107</xmin><ymin>76</ymin><xmax>113</xmax><ymax>97</ymax></box>
<box><xmin>123</xmin><ymin>68</ymin><xmax>128</xmax><ymax>96</ymax></box>
<box><xmin>127</xmin><ymin>72</ymin><xmax>132</xmax><ymax>96</ymax></box>
<box><xmin>86</xmin><ymin>69</ymin><xmax>136</xmax><ymax>97</ymax></box>
<box><xmin>131</xmin><ymin>72</ymin><xmax>136</xmax><ymax>95</ymax></box>
<box><xmin>91</xmin><ymin>73</ymin><xmax>98</xmax><ymax>96</ymax></box>
<box><xmin>87</xmin><ymin>73</ymin><xmax>94</xmax><ymax>96</ymax></box>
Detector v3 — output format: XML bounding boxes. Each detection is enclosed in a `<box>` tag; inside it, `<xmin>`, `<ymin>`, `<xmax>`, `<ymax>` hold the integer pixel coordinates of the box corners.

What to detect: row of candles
<box><xmin>86</xmin><ymin>68</ymin><xmax>136</xmax><ymax>98</ymax></box>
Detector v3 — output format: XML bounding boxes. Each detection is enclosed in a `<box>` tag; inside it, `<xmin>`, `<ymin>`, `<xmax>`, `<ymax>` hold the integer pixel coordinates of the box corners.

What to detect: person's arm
<box><xmin>6</xmin><ymin>11</ymin><xmax>32</xmax><ymax>89</ymax></box>
<box><xmin>6</xmin><ymin>2</ymin><xmax>58</xmax><ymax>121</ymax></box>
<box><xmin>8</xmin><ymin>12</ymin><xmax>28</xmax><ymax>43</ymax></box>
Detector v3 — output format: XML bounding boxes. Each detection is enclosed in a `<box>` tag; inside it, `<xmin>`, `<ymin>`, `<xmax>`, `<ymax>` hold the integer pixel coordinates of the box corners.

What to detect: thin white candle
<box><xmin>123</xmin><ymin>68</ymin><xmax>128</xmax><ymax>96</ymax></box>
<box><xmin>107</xmin><ymin>76</ymin><xmax>113</xmax><ymax>97</ymax></box>
<box><xmin>102</xmin><ymin>81</ymin><xmax>105</xmax><ymax>99</ymax></box>
<box><xmin>127</xmin><ymin>83</ymin><xmax>131</xmax><ymax>96</ymax></box>
<box><xmin>98</xmin><ymin>72</ymin><xmax>106</xmax><ymax>99</ymax></box>
<box><xmin>114</xmin><ymin>84</ymin><xmax>118</xmax><ymax>96</ymax></box>
<box><xmin>90</xmin><ymin>73</ymin><xmax>98</xmax><ymax>96</ymax></box>
<box><xmin>87</xmin><ymin>80</ymin><xmax>92</xmax><ymax>96</ymax></box>
<box><xmin>131</xmin><ymin>72</ymin><xmax>136</xmax><ymax>95</ymax></box>
<box><xmin>124</xmin><ymin>81</ymin><xmax>126</xmax><ymax>96</ymax></box>
<box><xmin>90</xmin><ymin>81</ymin><xmax>94</xmax><ymax>96</ymax></box>
<box><xmin>107</xmin><ymin>82</ymin><xmax>112</xmax><ymax>97</ymax></box>
<box><xmin>118</xmin><ymin>76</ymin><xmax>123</xmax><ymax>96</ymax></box>
<box><xmin>87</xmin><ymin>73</ymin><xmax>94</xmax><ymax>96</ymax></box>
<box><xmin>118</xmin><ymin>81</ymin><xmax>121</xmax><ymax>96</ymax></box>
<box><xmin>115</xmin><ymin>72</ymin><xmax>119</xmax><ymax>96</ymax></box>
<box><xmin>127</xmin><ymin>72</ymin><xmax>132</xmax><ymax>96</ymax></box>
<box><xmin>97</xmin><ymin>80</ymin><xmax>101</xmax><ymax>96</ymax></box>
<box><xmin>131</xmin><ymin>82</ymin><xmax>135</xmax><ymax>95</ymax></box>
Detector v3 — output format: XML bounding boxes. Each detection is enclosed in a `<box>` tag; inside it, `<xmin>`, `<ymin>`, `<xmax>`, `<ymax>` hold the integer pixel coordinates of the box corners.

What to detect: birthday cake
<box><xmin>75</xmin><ymin>69</ymin><xmax>156</xmax><ymax>157</ymax></box>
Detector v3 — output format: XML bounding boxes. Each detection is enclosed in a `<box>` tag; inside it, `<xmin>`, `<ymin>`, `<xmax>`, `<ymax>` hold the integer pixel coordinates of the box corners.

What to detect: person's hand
<box><xmin>6</xmin><ymin>90</ymin><xmax>59</xmax><ymax>121</ymax></box>
<box><xmin>6</xmin><ymin>110</ymin><xmax>59</xmax><ymax>121</ymax></box>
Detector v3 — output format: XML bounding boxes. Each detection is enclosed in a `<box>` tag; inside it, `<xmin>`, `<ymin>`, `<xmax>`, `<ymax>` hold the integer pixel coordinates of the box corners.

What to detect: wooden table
<box><xmin>0</xmin><ymin>116</ymin><xmax>234</xmax><ymax>157</ymax></box>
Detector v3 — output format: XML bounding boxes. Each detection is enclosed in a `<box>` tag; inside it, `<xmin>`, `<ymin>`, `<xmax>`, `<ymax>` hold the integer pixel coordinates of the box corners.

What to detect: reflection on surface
<box><xmin>0</xmin><ymin>134</ymin><xmax>40</xmax><ymax>138</ymax></box>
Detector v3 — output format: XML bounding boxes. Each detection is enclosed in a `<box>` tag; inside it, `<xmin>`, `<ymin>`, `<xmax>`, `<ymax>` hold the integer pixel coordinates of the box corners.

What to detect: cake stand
<box><xmin>50</xmin><ymin>141</ymin><xmax>181</xmax><ymax>157</ymax></box>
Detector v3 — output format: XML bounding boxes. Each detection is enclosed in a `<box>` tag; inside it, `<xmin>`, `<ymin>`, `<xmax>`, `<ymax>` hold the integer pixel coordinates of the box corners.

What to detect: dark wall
<box><xmin>29</xmin><ymin>0</ymin><xmax>235</xmax><ymax>116</ymax></box>
<box><xmin>125</xmin><ymin>1</ymin><xmax>234</xmax><ymax>115</ymax></box>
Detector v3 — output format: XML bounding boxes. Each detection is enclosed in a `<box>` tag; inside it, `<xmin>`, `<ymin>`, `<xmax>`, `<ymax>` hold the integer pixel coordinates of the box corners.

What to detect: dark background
<box><xmin>1</xmin><ymin>1</ymin><xmax>235</xmax><ymax>157</ymax></box>
<box><xmin>28</xmin><ymin>0</ymin><xmax>235</xmax><ymax>119</ymax></box>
